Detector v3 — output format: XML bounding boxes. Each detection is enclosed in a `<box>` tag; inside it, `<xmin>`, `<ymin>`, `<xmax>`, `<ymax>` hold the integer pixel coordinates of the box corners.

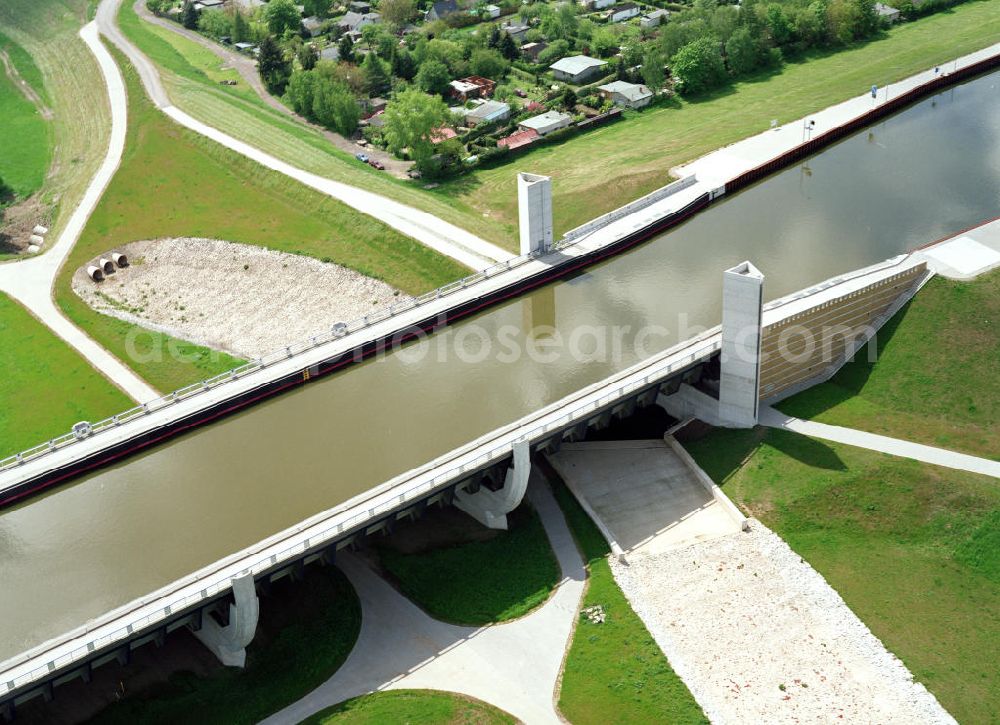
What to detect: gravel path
<box><xmin>610</xmin><ymin>520</ymin><xmax>955</xmax><ymax>724</ymax></box>
<box><xmin>72</xmin><ymin>238</ymin><xmax>407</xmax><ymax>359</ymax></box>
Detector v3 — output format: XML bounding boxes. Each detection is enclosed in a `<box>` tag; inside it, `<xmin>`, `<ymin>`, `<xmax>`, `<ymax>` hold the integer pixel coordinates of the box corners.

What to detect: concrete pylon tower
<box><xmin>718</xmin><ymin>261</ymin><xmax>764</xmax><ymax>427</ymax></box>
<box><xmin>517</xmin><ymin>172</ymin><xmax>553</xmax><ymax>256</ymax></box>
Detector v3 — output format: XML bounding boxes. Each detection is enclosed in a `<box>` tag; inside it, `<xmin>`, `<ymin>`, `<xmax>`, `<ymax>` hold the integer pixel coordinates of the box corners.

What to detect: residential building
<box><xmin>320</xmin><ymin>45</ymin><xmax>340</xmax><ymax>61</ymax></box>
<box><xmin>193</xmin><ymin>0</ymin><xmax>224</xmax><ymax>10</ymax></box>
<box><xmin>550</xmin><ymin>55</ymin><xmax>607</xmax><ymax>84</ymax></box>
<box><xmin>426</xmin><ymin>0</ymin><xmax>459</xmax><ymax>21</ymax></box>
<box><xmin>466</xmin><ymin>100</ymin><xmax>511</xmax><ymax>126</ymax></box>
<box><xmin>640</xmin><ymin>8</ymin><xmax>669</xmax><ymax>27</ymax></box>
<box><xmin>582</xmin><ymin>0</ymin><xmax>616</xmax><ymax>10</ymax></box>
<box><xmin>449</xmin><ymin>75</ymin><xmax>497</xmax><ymax>102</ymax></box>
<box><xmin>875</xmin><ymin>2</ymin><xmax>901</xmax><ymax>22</ymax></box>
<box><xmin>484</xmin><ymin>4</ymin><xmax>502</xmax><ymax>18</ymax></box>
<box><xmin>597</xmin><ymin>80</ymin><xmax>653</xmax><ymax>108</ymax></box>
<box><xmin>501</xmin><ymin>22</ymin><xmax>531</xmax><ymax>42</ymax></box>
<box><xmin>302</xmin><ymin>16</ymin><xmax>324</xmax><ymax>36</ymax></box>
<box><xmin>518</xmin><ymin>110</ymin><xmax>573</xmax><ymax>136</ymax></box>
<box><xmin>349</xmin><ymin>0</ymin><xmax>372</xmax><ymax>11</ymax></box>
<box><xmin>498</xmin><ymin>128</ymin><xmax>540</xmax><ymax>150</ymax></box>
<box><xmin>338</xmin><ymin>11</ymin><xmax>381</xmax><ymax>33</ymax></box>
<box><xmin>608</xmin><ymin>2</ymin><xmax>640</xmax><ymax>22</ymax></box>
<box><xmin>520</xmin><ymin>41</ymin><xmax>548</xmax><ymax>62</ymax></box>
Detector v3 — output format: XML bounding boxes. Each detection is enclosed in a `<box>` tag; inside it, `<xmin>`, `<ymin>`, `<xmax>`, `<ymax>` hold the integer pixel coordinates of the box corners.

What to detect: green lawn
<box><xmin>375</xmin><ymin>504</ymin><xmax>560</xmax><ymax>625</ymax></box>
<box><xmin>301</xmin><ymin>690</ymin><xmax>516</xmax><ymax>725</ymax></box>
<box><xmin>0</xmin><ymin>30</ymin><xmax>51</xmax><ymax>197</ymax></box>
<box><xmin>55</xmin><ymin>47</ymin><xmax>467</xmax><ymax>395</ymax></box>
<box><xmin>684</xmin><ymin>427</ymin><xmax>1000</xmax><ymax>725</ymax></box>
<box><xmin>0</xmin><ymin>291</ymin><xmax>132</xmax><ymax>459</ymax></box>
<box><xmin>89</xmin><ymin>565</ymin><xmax>362</xmax><ymax>725</ymax></box>
<box><xmin>549</xmin><ymin>476</ymin><xmax>707</xmax><ymax>725</ymax></box>
<box><xmin>779</xmin><ymin>270</ymin><xmax>1000</xmax><ymax>460</ymax></box>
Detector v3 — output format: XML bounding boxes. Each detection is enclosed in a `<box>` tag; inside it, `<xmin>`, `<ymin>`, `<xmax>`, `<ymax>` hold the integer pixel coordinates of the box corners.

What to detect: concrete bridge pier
<box><xmin>455</xmin><ymin>441</ymin><xmax>530</xmax><ymax>530</ymax></box>
<box><xmin>518</xmin><ymin>173</ymin><xmax>553</xmax><ymax>256</ymax></box>
<box><xmin>192</xmin><ymin>573</ymin><xmax>259</xmax><ymax>668</ymax></box>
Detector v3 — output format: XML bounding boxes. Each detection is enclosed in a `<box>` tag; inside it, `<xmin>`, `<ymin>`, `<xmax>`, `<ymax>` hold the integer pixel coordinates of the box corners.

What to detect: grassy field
<box><xmin>0</xmin><ymin>31</ymin><xmax>52</xmax><ymax>198</ymax></box>
<box><xmin>685</xmin><ymin>427</ymin><xmax>1000</xmax><ymax>725</ymax></box>
<box><xmin>126</xmin><ymin>1</ymin><xmax>999</xmax><ymax>248</ymax></box>
<box><xmin>90</xmin><ymin>565</ymin><xmax>361</xmax><ymax>725</ymax></box>
<box><xmin>0</xmin><ymin>0</ymin><xmax>110</xmax><ymax>241</ymax></box>
<box><xmin>550</xmin><ymin>477</ymin><xmax>707</xmax><ymax>725</ymax></box>
<box><xmin>448</xmin><ymin>0</ymin><xmax>1000</xmax><ymax>237</ymax></box>
<box><xmin>55</xmin><ymin>48</ymin><xmax>467</xmax><ymax>394</ymax></box>
<box><xmin>118</xmin><ymin>1</ymin><xmax>506</xmax><ymax>248</ymax></box>
<box><xmin>375</xmin><ymin>504</ymin><xmax>560</xmax><ymax>624</ymax></box>
<box><xmin>779</xmin><ymin>270</ymin><xmax>1000</xmax><ymax>460</ymax></box>
<box><xmin>302</xmin><ymin>690</ymin><xmax>515</xmax><ymax>725</ymax></box>
<box><xmin>0</xmin><ymin>291</ymin><xmax>132</xmax><ymax>459</ymax></box>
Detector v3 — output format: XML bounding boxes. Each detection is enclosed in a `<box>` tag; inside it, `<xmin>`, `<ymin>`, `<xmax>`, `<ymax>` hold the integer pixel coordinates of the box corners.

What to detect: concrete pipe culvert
<box><xmin>111</xmin><ymin>252</ymin><xmax>129</xmax><ymax>268</ymax></box>
<box><xmin>99</xmin><ymin>258</ymin><xmax>114</xmax><ymax>274</ymax></box>
<box><xmin>87</xmin><ymin>265</ymin><xmax>105</xmax><ymax>282</ymax></box>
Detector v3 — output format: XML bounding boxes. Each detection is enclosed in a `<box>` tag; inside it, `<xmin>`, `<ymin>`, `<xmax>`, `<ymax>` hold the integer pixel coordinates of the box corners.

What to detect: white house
<box><xmin>466</xmin><ymin>100</ymin><xmax>511</xmax><ymax>126</ymax></box>
<box><xmin>875</xmin><ymin>2</ymin><xmax>901</xmax><ymax>22</ymax></box>
<box><xmin>484</xmin><ymin>4</ymin><xmax>502</xmax><ymax>18</ymax></box>
<box><xmin>550</xmin><ymin>55</ymin><xmax>607</xmax><ymax>84</ymax></box>
<box><xmin>597</xmin><ymin>80</ymin><xmax>653</xmax><ymax>109</ymax></box>
<box><xmin>640</xmin><ymin>8</ymin><xmax>669</xmax><ymax>27</ymax></box>
<box><xmin>583</xmin><ymin>0</ymin><xmax>616</xmax><ymax>10</ymax></box>
<box><xmin>608</xmin><ymin>2</ymin><xmax>640</xmax><ymax>22</ymax></box>
<box><xmin>518</xmin><ymin>110</ymin><xmax>573</xmax><ymax>136</ymax></box>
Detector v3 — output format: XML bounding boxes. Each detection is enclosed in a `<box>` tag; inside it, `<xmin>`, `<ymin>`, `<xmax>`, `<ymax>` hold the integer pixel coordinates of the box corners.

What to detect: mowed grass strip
<box><xmin>441</xmin><ymin>0</ymin><xmax>1000</xmax><ymax>237</ymax></box>
<box><xmin>119</xmin><ymin>1</ymin><xmax>507</xmax><ymax>249</ymax></box>
<box><xmin>684</xmin><ymin>427</ymin><xmax>1000</xmax><ymax>725</ymax></box>
<box><xmin>0</xmin><ymin>291</ymin><xmax>131</xmax><ymax>459</ymax></box>
<box><xmin>301</xmin><ymin>690</ymin><xmax>516</xmax><ymax>725</ymax></box>
<box><xmin>89</xmin><ymin>565</ymin><xmax>362</xmax><ymax>725</ymax></box>
<box><xmin>376</xmin><ymin>504</ymin><xmax>560</xmax><ymax>625</ymax></box>
<box><xmin>55</xmin><ymin>47</ymin><xmax>467</xmax><ymax>394</ymax></box>
<box><xmin>779</xmin><ymin>269</ymin><xmax>1000</xmax><ymax>460</ymax></box>
<box><xmin>0</xmin><ymin>31</ymin><xmax>51</xmax><ymax>197</ymax></box>
<box><xmin>550</xmin><ymin>476</ymin><xmax>707</xmax><ymax>725</ymax></box>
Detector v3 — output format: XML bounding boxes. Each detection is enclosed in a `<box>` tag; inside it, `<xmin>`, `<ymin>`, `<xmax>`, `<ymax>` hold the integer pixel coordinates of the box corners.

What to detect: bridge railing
<box><xmin>0</xmin><ymin>331</ymin><xmax>720</xmax><ymax>692</ymax></box>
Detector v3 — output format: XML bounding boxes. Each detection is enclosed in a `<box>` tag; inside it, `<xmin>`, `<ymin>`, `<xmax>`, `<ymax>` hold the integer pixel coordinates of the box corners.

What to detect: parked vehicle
<box><xmin>355</xmin><ymin>152</ymin><xmax>369</xmax><ymax>163</ymax></box>
<box><xmin>368</xmin><ymin>159</ymin><xmax>385</xmax><ymax>170</ymax></box>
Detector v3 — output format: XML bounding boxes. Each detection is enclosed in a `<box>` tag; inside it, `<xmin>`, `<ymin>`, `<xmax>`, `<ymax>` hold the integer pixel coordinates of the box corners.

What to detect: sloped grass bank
<box><xmin>301</xmin><ymin>690</ymin><xmax>516</xmax><ymax>725</ymax></box>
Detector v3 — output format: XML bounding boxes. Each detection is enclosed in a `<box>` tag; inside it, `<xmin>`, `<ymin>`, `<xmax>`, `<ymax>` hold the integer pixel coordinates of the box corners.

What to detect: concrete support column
<box><xmin>718</xmin><ymin>261</ymin><xmax>764</xmax><ymax>427</ymax></box>
<box><xmin>517</xmin><ymin>173</ymin><xmax>553</xmax><ymax>256</ymax></box>
<box><xmin>455</xmin><ymin>441</ymin><xmax>531</xmax><ymax>530</ymax></box>
<box><xmin>192</xmin><ymin>573</ymin><xmax>259</xmax><ymax>668</ymax></box>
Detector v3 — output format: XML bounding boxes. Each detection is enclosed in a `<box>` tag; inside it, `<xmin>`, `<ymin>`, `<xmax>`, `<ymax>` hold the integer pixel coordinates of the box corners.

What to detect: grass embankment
<box><xmin>89</xmin><ymin>565</ymin><xmax>361</xmax><ymax>725</ymax></box>
<box><xmin>685</xmin><ymin>427</ymin><xmax>1000</xmax><ymax>725</ymax></box>
<box><xmin>376</xmin><ymin>505</ymin><xmax>559</xmax><ymax>624</ymax></box>
<box><xmin>779</xmin><ymin>269</ymin><xmax>1000</xmax><ymax>460</ymax></box>
<box><xmin>301</xmin><ymin>690</ymin><xmax>516</xmax><ymax>725</ymax></box>
<box><xmin>0</xmin><ymin>31</ymin><xmax>51</xmax><ymax>198</ymax></box>
<box><xmin>0</xmin><ymin>0</ymin><xmax>110</xmax><ymax>240</ymax></box>
<box><xmin>549</xmin><ymin>477</ymin><xmax>707</xmax><ymax>724</ymax></box>
<box><xmin>57</xmin><ymin>48</ymin><xmax>467</xmax><ymax>394</ymax></box>
<box><xmin>0</xmin><ymin>292</ymin><xmax>131</xmax><ymax>458</ymax></box>
<box><xmin>452</xmin><ymin>0</ymin><xmax>1000</xmax><ymax>236</ymax></box>
<box><xmin>128</xmin><ymin>1</ymin><xmax>999</xmax><ymax>249</ymax></box>
<box><xmin>118</xmin><ymin>1</ymin><xmax>504</xmax><ymax>248</ymax></box>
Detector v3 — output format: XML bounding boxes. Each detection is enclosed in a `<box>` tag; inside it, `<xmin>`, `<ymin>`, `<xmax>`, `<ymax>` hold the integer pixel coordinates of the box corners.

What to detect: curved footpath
<box><xmin>0</xmin><ymin>23</ymin><xmax>158</xmax><ymax>403</ymax></box>
<box><xmin>96</xmin><ymin>0</ymin><xmax>512</xmax><ymax>271</ymax></box>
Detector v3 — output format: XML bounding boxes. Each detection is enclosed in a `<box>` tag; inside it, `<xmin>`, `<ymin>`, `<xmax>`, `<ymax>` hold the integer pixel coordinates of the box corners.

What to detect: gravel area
<box><xmin>610</xmin><ymin>520</ymin><xmax>955</xmax><ymax>724</ymax></box>
<box><xmin>72</xmin><ymin>238</ymin><xmax>407</xmax><ymax>359</ymax></box>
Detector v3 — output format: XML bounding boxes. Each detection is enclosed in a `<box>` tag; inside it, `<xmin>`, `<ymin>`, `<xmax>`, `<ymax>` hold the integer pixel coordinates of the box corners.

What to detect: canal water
<box><xmin>2</xmin><ymin>69</ymin><xmax>999</xmax><ymax>661</ymax></box>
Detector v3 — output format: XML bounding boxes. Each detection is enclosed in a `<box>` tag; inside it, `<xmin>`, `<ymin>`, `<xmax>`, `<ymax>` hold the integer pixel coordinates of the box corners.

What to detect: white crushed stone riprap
<box><xmin>610</xmin><ymin>520</ymin><xmax>955</xmax><ymax>725</ymax></box>
<box><xmin>72</xmin><ymin>238</ymin><xmax>408</xmax><ymax>359</ymax></box>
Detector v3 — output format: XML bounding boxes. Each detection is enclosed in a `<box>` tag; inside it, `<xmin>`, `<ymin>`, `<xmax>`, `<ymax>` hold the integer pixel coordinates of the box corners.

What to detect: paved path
<box><xmin>916</xmin><ymin>216</ymin><xmax>1000</xmax><ymax>280</ymax></box>
<box><xmin>132</xmin><ymin>1</ymin><xmax>408</xmax><ymax>177</ymax></box>
<box><xmin>760</xmin><ymin>407</ymin><xmax>1000</xmax><ymax>479</ymax></box>
<box><xmin>261</xmin><ymin>476</ymin><xmax>586</xmax><ymax>725</ymax></box>
<box><xmin>97</xmin><ymin>0</ymin><xmax>512</xmax><ymax>271</ymax></box>
<box><xmin>0</xmin><ymin>22</ymin><xmax>159</xmax><ymax>404</ymax></box>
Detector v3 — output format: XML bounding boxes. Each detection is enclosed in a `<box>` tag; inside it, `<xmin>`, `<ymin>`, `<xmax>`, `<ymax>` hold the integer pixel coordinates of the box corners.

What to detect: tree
<box><xmin>265</xmin><ymin>0</ymin><xmax>302</xmax><ymax>36</ymax></box>
<box><xmin>312</xmin><ymin>77</ymin><xmax>361</xmax><ymax>134</ymax></box>
<box><xmin>258</xmin><ymin>35</ymin><xmax>292</xmax><ymax>93</ymax></box>
<box><xmin>147</xmin><ymin>0</ymin><xmax>168</xmax><ymax>14</ymax></box>
<box><xmin>182</xmin><ymin>1</ymin><xmax>199</xmax><ymax>30</ymax></box>
<box><xmin>469</xmin><ymin>48</ymin><xmax>508</xmax><ymax>79</ymax></box>
<box><xmin>392</xmin><ymin>48</ymin><xmax>417</xmax><ymax>80</ymax></box>
<box><xmin>382</xmin><ymin>88</ymin><xmax>452</xmax><ymax>166</ymax></box>
<box><xmin>0</xmin><ymin>175</ymin><xmax>11</xmax><ymax>222</ymax></box>
<box><xmin>590</xmin><ymin>27</ymin><xmax>618</xmax><ymax>58</ymax></box>
<box><xmin>561</xmin><ymin>87</ymin><xmax>577</xmax><ymax>110</ymax></box>
<box><xmin>725</xmin><ymin>26</ymin><xmax>762</xmax><ymax>76</ymax></box>
<box><xmin>338</xmin><ymin>34</ymin><xmax>355</xmax><ymax>63</ymax></box>
<box><xmin>298</xmin><ymin>43</ymin><xmax>319</xmax><ymax>70</ymax></box>
<box><xmin>381</xmin><ymin>0</ymin><xmax>417</xmax><ymax>29</ymax></box>
<box><xmin>536</xmin><ymin>39</ymin><xmax>569</xmax><ymax>66</ymax></box>
<box><xmin>233</xmin><ymin>10</ymin><xmax>251</xmax><ymax>44</ymax></box>
<box><xmin>362</xmin><ymin>52</ymin><xmax>391</xmax><ymax>96</ymax></box>
<box><xmin>670</xmin><ymin>37</ymin><xmax>726</xmax><ymax>94</ymax></box>
<box><xmin>415</xmin><ymin>58</ymin><xmax>451</xmax><ymax>95</ymax></box>
<box><xmin>287</xmin><ymin>69</ymin><xmax>319</xmax><ymax>117</ymax></box>
<box><xmin>303</xmin><ymin>0</ymin><xmax>332</xmax><ymax>17</ymax></box>
<box><xmin>197</xmin><ymin>9</ymin><xmax>232</xmax><ymax>39</ymax></box>
<box><xmin>766</xmin><ymin>4</ymin><xmax>793</xmax><ymax>47</ymax></box>
<box><xmin>497</xmin><ymin>31</ymin><xmax>519</xmax><ymax>61</ymax></box>
<box><xmin>641</xmin><ymin>48</ymin><xmax>665</xmax><ymax>92</ymax></box>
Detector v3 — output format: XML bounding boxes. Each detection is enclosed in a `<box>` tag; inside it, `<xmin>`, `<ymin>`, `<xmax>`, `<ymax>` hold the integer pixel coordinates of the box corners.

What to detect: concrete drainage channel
<box><xmin>86</xmin><ymin>252</ymin><xmax>128</xmax><ymax>282</ymax></box>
